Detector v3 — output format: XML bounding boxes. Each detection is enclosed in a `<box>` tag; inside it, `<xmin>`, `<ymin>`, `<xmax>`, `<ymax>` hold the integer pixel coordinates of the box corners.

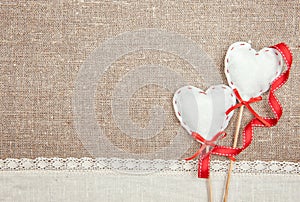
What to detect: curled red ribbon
<box><xmin>188</xmin><ymin>43</ymin><xmax>292</xmax><ymax>178</ymax></box>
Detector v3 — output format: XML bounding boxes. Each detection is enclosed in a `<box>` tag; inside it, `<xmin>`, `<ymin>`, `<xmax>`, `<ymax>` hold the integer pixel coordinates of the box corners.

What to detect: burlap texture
<box><xmin>0</xmin><ymin>0</ymin><xmax>299</xmax><ymax>162</ymax></box>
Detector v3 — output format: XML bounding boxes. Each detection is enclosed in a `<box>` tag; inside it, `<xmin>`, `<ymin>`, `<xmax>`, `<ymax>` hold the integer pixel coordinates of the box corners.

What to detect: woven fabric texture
<box><xmin>0</xmin><ymin>0</ymin><xmax>299</xmax><ymax>162</ymax></box>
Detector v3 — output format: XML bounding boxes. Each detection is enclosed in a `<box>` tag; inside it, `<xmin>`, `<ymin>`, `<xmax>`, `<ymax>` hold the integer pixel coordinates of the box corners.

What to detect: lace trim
<box><xmin>0</xmin><ymin>158</ymin><xmax>299</xmax><ymax>175</ymax></box>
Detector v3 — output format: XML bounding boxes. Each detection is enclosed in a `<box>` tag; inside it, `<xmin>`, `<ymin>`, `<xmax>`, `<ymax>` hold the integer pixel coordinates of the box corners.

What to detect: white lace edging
<box><xmin>0</xmin><ymin>157</ymin><xmax>299</xmax><ymax>175</ymax></box>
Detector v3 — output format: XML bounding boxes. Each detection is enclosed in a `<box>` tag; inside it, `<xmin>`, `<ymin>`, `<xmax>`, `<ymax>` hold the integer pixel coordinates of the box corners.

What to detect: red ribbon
<box><xmin>226</xmin><ymin>89</ymin><xmax>270</xmax><ymax>127</ymax></box>
<box><xmin>187</xmin><ymin>43</ymin><xmax>292</xmax><ymax>179</ymax></box>
<box><xmin>185</xmin><ymin>132</ymin><xmax>236</xmax><ymax>178</ymax></box>
<box><xmin>185</xmin><ymin>131</ymin><xmax>227</xmax><ymax>161</ymax></box>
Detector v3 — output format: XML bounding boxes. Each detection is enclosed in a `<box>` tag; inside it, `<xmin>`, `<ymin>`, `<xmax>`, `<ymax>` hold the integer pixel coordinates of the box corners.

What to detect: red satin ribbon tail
<box><xmin>198</xmin><ymin>154</ymin><xmax>210</xmax><ymax>178</ymax></box>
<box><xmin>225</xmin><ymin>103</ymin><xmax>242</xmax><ymax>115</ymax></box>
<box><xmin>269</xmin><ymin>93</ymin><xmax>282</xmax><ymax>119</ymax></box>
<box><xmin>185</xmin><ymin>144</ymin><xmax>207</xmax><ymax>161</ymax></box>
<box><xmin>247</xmin><ymin>106</ymin><xmax>271</xmax><ymax>127</ymax></box>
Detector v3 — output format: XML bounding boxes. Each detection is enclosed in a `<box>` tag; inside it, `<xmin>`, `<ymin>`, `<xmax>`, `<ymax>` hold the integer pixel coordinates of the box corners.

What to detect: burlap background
<box><xmin>0</xmin><ymin>0</ymin><xmax>299</xmax><ymax>162</ymax></box>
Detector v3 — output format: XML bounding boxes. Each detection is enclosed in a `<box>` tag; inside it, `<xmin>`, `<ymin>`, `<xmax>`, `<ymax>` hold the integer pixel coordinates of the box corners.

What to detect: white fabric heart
<box><xmin>173</xmin><ymin>85</ymin><xmax>236</xmax><ymax>141</ymax></box>
<box><xmin>225</xmin><ymin>42</ymin><xmax>283</xmax><ymax>101</ymax></box>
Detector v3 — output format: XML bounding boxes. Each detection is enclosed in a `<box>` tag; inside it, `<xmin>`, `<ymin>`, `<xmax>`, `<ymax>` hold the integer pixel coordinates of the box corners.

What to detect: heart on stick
<box><xmin>173</xmin><ymin>85</ymin><xmax>236</xmax><ymax>141</ymax></box>
<box><xmin>225</xmin><ymin>42</ymin><xmax>283</xmax><ymax>101</ymax></box>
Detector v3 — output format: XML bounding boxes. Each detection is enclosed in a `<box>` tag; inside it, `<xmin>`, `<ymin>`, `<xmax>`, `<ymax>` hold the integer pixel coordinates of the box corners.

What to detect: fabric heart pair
<box><xmin>174</xmin><ymin>41</ymin><xmax>282</xmax><ymax>141</ymax></box>
<box><xmin>173</xmin><ymin>42</ymin><xmax>292</xmax><ymax>178</ymax></box>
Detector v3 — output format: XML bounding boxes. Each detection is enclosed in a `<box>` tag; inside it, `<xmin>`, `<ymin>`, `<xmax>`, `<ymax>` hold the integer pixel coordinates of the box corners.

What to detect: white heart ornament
<box><xmin>173</xmin><ymin>85</ymin><xmax>236</xmax><ymax>141</ymax></box>
<box><xmin>225</xmin><ymin>42</ymin><xmax>283</xmax><ymax>101</ymax></box>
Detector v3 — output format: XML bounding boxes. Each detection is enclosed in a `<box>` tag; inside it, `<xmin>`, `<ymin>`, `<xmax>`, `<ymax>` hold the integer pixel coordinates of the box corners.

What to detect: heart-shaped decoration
<box><xmin>173</xmin><ymin>85</ymin><xmax>236</xmax><ymax>141</ymax></box>
<box><xmin>225</xmin><ymin>42</ymin><xmax>283</xmax><ymax>101</ymax></box>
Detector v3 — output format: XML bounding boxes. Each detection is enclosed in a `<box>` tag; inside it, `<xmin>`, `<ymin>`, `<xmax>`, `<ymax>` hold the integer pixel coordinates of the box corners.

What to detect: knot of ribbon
<box><xmin>226</xmin><ymin>89</ymin><xmax>271</xmax><ymax>127</ymax></box>
<box><xmin>185</xmin><ymin>131</ymin><xmax>235</xmax><ymax>178</ymax></box>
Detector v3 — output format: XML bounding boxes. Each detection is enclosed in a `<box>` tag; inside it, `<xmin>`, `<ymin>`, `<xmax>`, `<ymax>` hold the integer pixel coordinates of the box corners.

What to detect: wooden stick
<box><xmin>223</xmin><ymin>105</ymin><xmax>244</xmax><ymax>202</ymax></box>
<box><xmin>206</xmin><ymin>146</ymin><xmax>213</xmax><ymax>202</ymax></box>
<box><xmin>207</xmin><ymin>176</ymin><xmax>213</xmax><ymax>202</ymax></box>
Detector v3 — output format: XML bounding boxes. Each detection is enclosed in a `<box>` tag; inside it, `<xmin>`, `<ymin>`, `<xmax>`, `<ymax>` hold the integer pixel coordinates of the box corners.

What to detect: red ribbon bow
<box><xmin>185</xmin><ymin>131</ymin><xmax>227</xmax><ymax>161</ymax></box>
<box><xmin>226</xmin><ymin>89</ymin><xmax>270</xmax><ymax>127</ymax></box>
